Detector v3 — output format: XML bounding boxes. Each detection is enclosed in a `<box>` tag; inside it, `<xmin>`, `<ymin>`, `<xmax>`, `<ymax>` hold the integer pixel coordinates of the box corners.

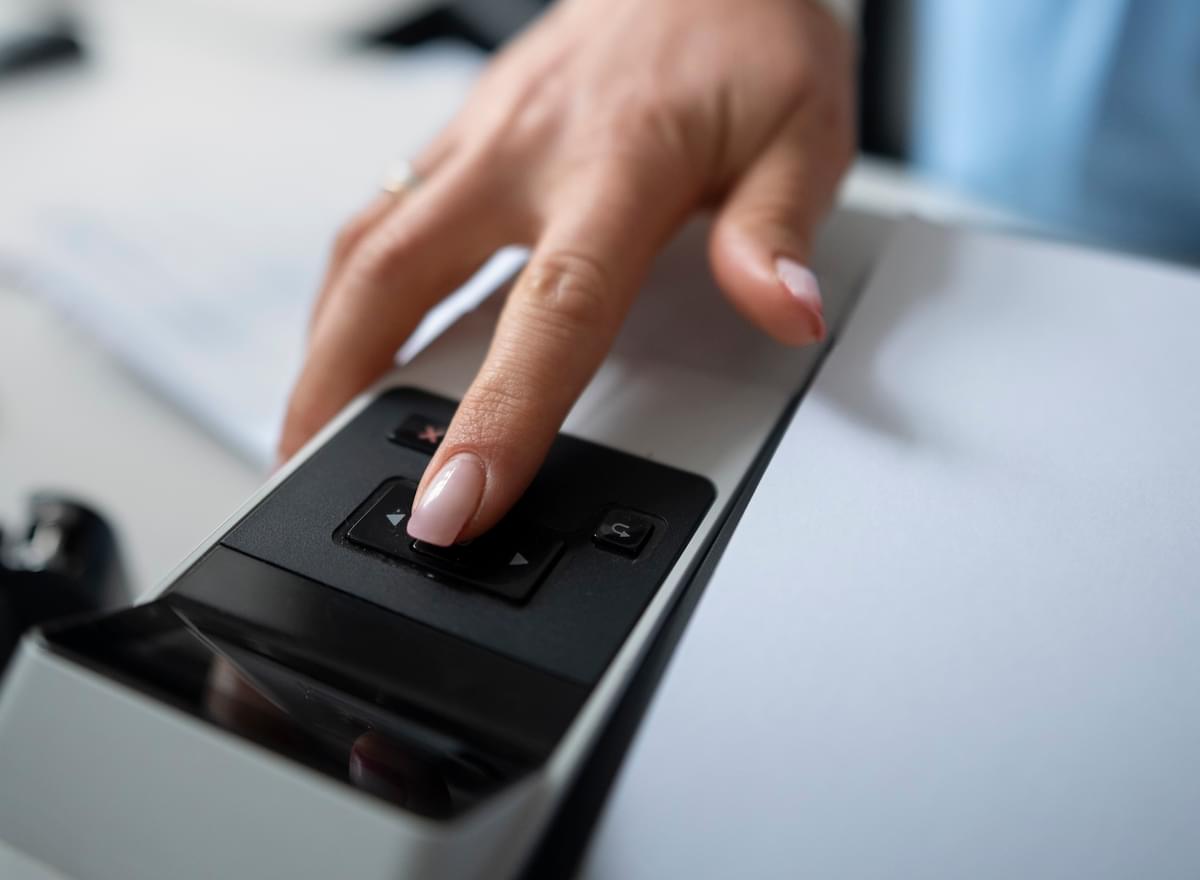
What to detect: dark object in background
<box><xmin>368</xmin><ymin>0</ymin><xmax>550</xmax><ymax>52</ymax></box>
<box><xmin>0</xmin><ymin>14</ymin><xmax>82</xmax><ymax>80</ymax></box>
<box><xmin>858</xmin><ymin>0</ymin><xmax>915</xmax><ymax>160</ymax></box>
<box><xmin>0</xmin><ymin>495</ymin><xmax>129</xmax><ymax>672</ymax></box>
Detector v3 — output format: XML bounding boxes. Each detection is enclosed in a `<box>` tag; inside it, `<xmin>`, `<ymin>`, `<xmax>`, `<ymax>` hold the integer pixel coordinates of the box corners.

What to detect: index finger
<box><xmin>405</xmin><ymin>167</ymin><xmax>691</xmax><ymax>545</ymax></box>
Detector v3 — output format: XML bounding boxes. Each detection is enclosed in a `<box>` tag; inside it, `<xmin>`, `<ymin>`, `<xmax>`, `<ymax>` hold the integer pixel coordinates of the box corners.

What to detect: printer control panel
<box><xmin>222</xmin><ymin>387</ymin><xmax>714</xmax><ymax>687</ymax></box>
<box><xmin>40</xmin><ymin>387</ymin><xmax>714</xmax><ymax>822</ymax></box>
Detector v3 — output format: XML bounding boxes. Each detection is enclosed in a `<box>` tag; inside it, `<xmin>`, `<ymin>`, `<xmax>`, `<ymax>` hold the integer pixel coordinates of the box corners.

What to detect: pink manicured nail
<box><xmin>775</xmin><ymin>256</ymin><xmax>827</xmax><ymax>341</ymax></box>
<box><xmin>406</xmin><ymin>452</ymin><xmax>485</xmax><ymax>546</ymax></box>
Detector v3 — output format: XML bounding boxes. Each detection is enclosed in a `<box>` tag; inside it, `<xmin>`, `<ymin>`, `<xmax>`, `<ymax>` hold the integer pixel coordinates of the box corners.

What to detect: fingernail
<box><xmin>775</xmin><ymin>256</ymin><xmax>827</xmax><ymax>341</ymax></box>
<box><xmin>406</xmin><ymin>452</ymin><xmax>485</xmax><ymax>546</ymax></box>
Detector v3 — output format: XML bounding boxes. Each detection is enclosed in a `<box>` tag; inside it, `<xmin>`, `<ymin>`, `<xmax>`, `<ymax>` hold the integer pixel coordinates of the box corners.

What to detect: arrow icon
<box><xmin>386</xmin><ymin>512</ymin><xmax>406</xmax><ymax>528</ymax></box>
<box><xmin>509</xmin><ymin>552</ymin><xmax>528</xmax><ymax>567</ymax></box>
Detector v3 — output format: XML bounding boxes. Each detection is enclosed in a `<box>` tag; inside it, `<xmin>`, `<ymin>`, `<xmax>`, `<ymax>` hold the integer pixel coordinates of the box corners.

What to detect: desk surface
<box><xmin>581</xmin><ymin>218</ymin><xmax>1200</xmax><ymax>880</ymax></box>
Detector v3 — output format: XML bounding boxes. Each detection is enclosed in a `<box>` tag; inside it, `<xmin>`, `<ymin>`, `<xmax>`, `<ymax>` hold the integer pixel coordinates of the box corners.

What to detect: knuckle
<box><xmin>352</xmin><ymin>222</ymin><xmax>419</xmax><ymax>288</ymax></box>
<box><xmin>474</xmin><ymin>63</ymin><xmax>569</xmax><ymax>159</ymax></box>
<box><xmin>608</xmin><ymin>94</ymin><xmax>697</xmax><ymax>176</ymax></box>
<box><xmin>504</xmin><ymin>85</ymin><xmax>564</xmax><ymax>150</ymax></box>
<box><xmin>775</xmin><ymin>58</ymin><xmax>817</xmax><ymax>106</ymax></box>
<box><xmin>559</xmin><ymin>90</ymin><xmax>700</xmax><ymax>188</ymax></box>
<box><xmin>612</xmin><ymin>93</ymin><xmax>677</xmax><ymax>141</ymax></box>
<box><xmin>518</xmin><ymin>249</ymin><xmax>616</xmax><ymax>336</ymax></box>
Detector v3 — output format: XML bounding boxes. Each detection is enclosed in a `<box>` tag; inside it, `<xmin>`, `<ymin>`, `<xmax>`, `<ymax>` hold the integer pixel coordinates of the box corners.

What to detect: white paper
<box><xmin>0</xmin><ymin>40</ymin><xmax>526</xmax><ymax>467</ymax></box>
<box><xmin>583</xmin><ymin>220</ymin><xmax>1200</xmax><ymax>879</ymax></box>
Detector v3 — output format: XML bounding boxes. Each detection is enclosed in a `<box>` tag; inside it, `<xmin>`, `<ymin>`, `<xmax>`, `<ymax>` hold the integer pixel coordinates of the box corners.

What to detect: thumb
<box><xmin>708</xmin><ymin>118</ymin><xmax>843</xmax><ymax>347</ymax></box>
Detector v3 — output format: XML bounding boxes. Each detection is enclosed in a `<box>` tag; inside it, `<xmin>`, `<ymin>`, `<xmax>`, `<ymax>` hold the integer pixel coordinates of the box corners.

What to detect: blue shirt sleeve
<box><xmin>911</xmin><ymin>0</ymin><xmax>1200</xmax><ymax>262</ymax></box>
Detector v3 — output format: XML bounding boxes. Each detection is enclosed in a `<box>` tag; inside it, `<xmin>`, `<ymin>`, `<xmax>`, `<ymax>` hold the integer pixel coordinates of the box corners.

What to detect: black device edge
<box><xmin>40</xmin><ymin>545</ymin><xmax>588</xmax><ymax>765</ymax></box>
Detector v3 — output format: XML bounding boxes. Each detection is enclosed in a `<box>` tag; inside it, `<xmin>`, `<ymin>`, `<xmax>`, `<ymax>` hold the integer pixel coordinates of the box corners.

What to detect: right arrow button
<box><xmin>412</xmin><ymin>520</ymin><xmax>563</xmax><ymax>604</ymax></box>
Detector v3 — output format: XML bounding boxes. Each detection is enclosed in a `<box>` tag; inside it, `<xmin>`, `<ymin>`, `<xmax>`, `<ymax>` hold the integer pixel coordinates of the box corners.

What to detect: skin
<box><xmin>279</xmin><ymin>0</ymin><xmax>857</xmax><ymax>544</ymax></box>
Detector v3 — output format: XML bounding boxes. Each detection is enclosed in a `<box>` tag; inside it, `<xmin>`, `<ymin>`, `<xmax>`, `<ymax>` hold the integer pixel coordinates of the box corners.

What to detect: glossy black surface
<box><xmin>45</xmin><ymin>547</ymin><xmax>589</xmax><ymax>819</ymax></box>
<box><xmin>175</xmin><ymin>547</ymin><xmax>586</xmax><ymax>756</ymax></box>
<box><xmin>224</xmin><ymin>387</ymin><xmax>716</xmax><ymax>684</ymax></box>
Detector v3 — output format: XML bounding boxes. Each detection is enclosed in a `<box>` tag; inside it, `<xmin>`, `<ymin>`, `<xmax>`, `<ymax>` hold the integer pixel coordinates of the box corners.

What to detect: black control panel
<box><xmin>222</xmin><ymin>387</ymin><xmax>715</xmax><ymax>685</ymax></box>
<box><xmin>39</xmin><ymin>386</ymin><xmax>715</xmax><ymax>822</ymax></box>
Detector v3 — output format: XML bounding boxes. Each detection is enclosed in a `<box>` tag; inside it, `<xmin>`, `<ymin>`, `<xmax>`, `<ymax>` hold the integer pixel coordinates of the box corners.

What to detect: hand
<box><xmin>279</xmin><ymin>0</ymin><xmax>856</xmax><ymax>545</ymax></box>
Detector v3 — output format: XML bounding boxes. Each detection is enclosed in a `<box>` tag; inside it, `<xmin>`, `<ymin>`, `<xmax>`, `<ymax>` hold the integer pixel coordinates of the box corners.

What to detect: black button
<box><xmin>388</xmin><ymin>414</ymin><xmax>447</xmax><ymax>454</ymax></box>
<box><xmin>413</xmin><ymin>521</ymin><xmax>563</xmax><ymax>604</ymax></box>
<box><xmin>593</xmin><ymin>509</ymin><xmax>656</xmax><ymax>558</ymax></box>
<box><xmin>346</xmin><ymin>481</ymin><xmax>418</xmax><ymax>558</ymax></box>
<box><xmin>347</xmin><ymin>481</ymin><xmax>561</xmax><ymax>603</ymax></box>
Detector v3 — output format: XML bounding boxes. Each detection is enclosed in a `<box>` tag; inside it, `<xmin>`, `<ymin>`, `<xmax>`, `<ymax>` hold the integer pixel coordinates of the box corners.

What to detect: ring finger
<box><xmin>279</xmin><ymin>149</ymin><xmax>531</xmax><ymax>460</ymax></box>
<box><xmin>309</xmin><ymin>136</ymin><xmax>458</xmax><ymax>334</ymax></box>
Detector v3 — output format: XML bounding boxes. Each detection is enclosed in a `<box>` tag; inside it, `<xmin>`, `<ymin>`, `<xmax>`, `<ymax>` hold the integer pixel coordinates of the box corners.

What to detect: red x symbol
<box><xmin>418</xmin><ymin>424</ymin><xmax>445</xmax><ymax>444</ymax></box>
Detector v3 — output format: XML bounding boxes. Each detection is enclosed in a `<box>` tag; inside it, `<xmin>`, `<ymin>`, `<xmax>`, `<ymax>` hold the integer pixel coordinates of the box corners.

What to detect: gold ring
<box><xmin>381</xmin><ymin>158</ymin><xmax>422</xmax><ymax>196</ymax></box>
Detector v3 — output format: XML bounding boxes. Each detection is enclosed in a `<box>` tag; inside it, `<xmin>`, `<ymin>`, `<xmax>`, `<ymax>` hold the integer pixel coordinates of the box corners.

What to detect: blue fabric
<box><xmin>912</xmin><ymin>0</ymin><xmax>1200</xmax><ymax>261</ymax></box>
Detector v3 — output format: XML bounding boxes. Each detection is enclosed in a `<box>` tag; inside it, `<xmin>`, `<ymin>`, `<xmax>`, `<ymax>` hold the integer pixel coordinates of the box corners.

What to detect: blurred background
<box><xmin>1</xmin><ymin>0</ymin><xmax>1197</xmax><ymax>591</ymax></box>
